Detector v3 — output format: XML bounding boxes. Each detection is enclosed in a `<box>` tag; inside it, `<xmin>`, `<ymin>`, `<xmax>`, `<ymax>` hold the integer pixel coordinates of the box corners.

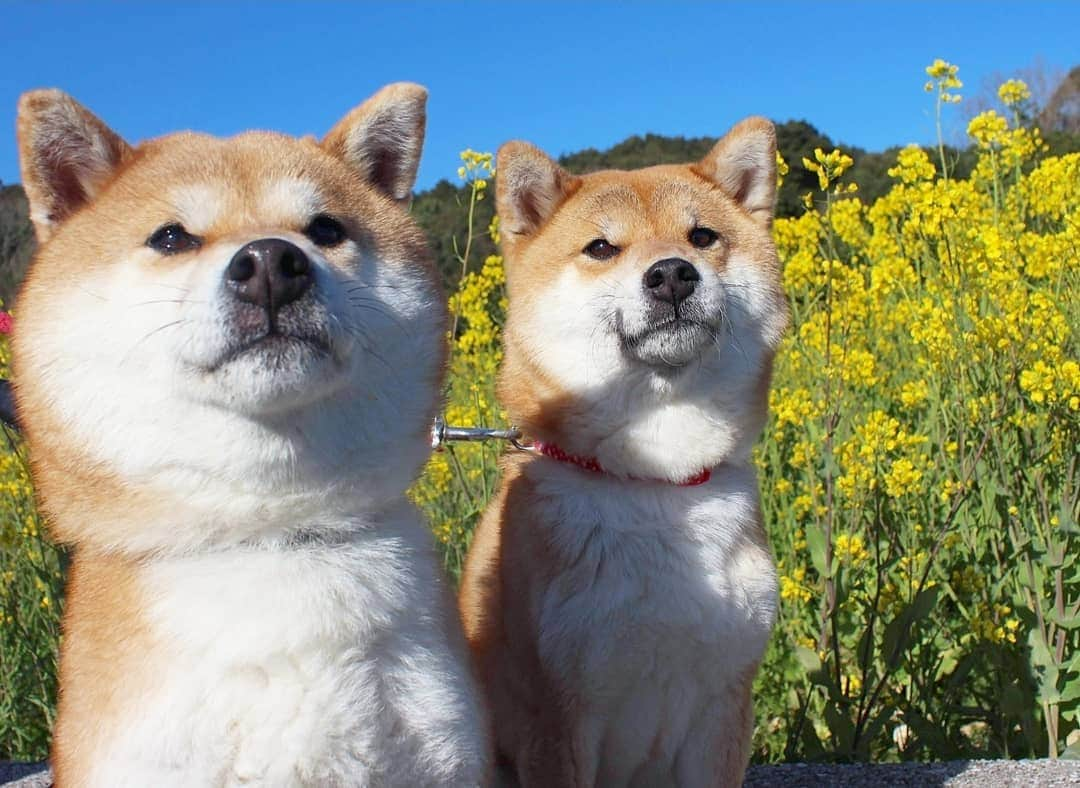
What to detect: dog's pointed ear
<box><xmin>17</xmin><ymin>89</ymin><xmax>131</xmax><ymax>240</ymax></box>
<box><xmin>322</xmin><ymin>82</ymin><xmax>427</xmax><ymax>203</ymax></box>
<box><xmin>496</xmin><ymin>141</ymin><xmax>579</xmax><ymax>238</ymax></box>
<box><xmin>695</xmin><ymin>117</ymin><xmax>777</xmax><ymax>226</ymax></box>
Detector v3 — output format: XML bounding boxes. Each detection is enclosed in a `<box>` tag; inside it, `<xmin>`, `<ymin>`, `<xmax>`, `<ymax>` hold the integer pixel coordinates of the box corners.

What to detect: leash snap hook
<box><xmin>431</xmin><ymin>416</ymin><xmax>527</xmax><ymax>450</ymax></box>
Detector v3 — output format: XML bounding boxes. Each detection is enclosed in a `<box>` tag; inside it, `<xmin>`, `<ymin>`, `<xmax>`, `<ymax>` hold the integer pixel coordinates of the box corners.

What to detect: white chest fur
<box><xmin>89</xmin><ymin>505</ymin><xmax>487</xmax><ymax>788</ymax></box>
<box><xmin>528</xmin><ymin>461</ymin><xmax>777</xmax><ymax>781</ymax></box>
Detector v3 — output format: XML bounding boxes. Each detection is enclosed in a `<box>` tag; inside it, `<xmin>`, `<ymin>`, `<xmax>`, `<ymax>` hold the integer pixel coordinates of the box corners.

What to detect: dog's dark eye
<box><xmin>147</xmin><ymin>223</ymin><xmax>201</xmax><ymax>255</ymax></box>
<box><xmin>583</xmin><ymin>238</ymin><xmax>620</xmax><ymax>261</ymax></box>
<box><xmin>689</xmin><ymin>227</ymin><xmax>719</xmax><ymax>249</ymax></box>
<box><xmin>305</xmin><ymin>215</ymin><xmax>347</xmax><ymax>247</ymax></box>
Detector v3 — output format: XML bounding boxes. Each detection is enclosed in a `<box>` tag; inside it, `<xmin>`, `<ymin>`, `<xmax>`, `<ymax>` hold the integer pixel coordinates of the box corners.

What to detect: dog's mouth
<box><xmin>203</xmin><ymin>330</ymin><xmax>333</xmax><ymax>374</ymax></box>
<box><xmin>616</xmin><ymin>314</ymin><xmax>717</xmax><ymax>368</ymax></box>
<box><xmin>642</xmin><ymin>316</ymin><xmax>709</xmax><ymax>336</ymax></box>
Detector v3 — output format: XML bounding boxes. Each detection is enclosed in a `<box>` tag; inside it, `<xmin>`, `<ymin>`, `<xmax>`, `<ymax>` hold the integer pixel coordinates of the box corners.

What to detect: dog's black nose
<box><xmin>643</xmin><ymin>258</ymin><xmax>700</xmax><ymax>307</ymax></box>
<box><xmin>226</xmin><ymin>238</ymin><xmax>312</xmax><ymax>321</ymax></box>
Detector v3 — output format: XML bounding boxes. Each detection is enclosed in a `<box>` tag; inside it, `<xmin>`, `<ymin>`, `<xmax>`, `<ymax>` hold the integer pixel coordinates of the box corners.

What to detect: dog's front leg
<box><xmin>673</xmin><ymin>673</ymin><xmax>756</xmax><ymax>788</ymax></box>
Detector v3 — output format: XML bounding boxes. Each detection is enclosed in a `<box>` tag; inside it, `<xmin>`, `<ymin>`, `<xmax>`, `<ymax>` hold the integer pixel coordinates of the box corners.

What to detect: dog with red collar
<box><xmin>459</xmin><ymin>120</ymin><xmax>789</xmax><ymax>787</ymax></box>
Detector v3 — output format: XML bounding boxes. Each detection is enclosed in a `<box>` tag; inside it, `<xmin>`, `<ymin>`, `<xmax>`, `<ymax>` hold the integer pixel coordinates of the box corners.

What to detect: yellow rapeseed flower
<box><xmin>802</xmin><ymin>147</ymin><xmax>854</xmax><ymax>191</ymax></box>
<box><xmin>776</xmin><ymin>150</ymin><xmax>790</xmax><ymax>188</ymax></box>
<box><xmin>780</xmin><ymin>566</ymin><xmax>813</xmax><ymax>603</ymax></box>
<box><xmin>967</xmin><ymin>110</ymin><xmax>1009</xmax><ymax>149</ymax></box>
<box><xmin>997</xmin><ymin>79</ymin><xmax>1031</xmax><ymax>107</ymax></box>
<box><xmin>924</xmin><ymin>58</ymin><xmax>963</xmax><ymax>102</ymax></box>
<box><xmin>888</xmin><ymin>146</ymin><xmax>936</xmax><ymax>184</ymax></box>
<box><xmin>835</xmin><ymin>533</ymin><xmax>870</xmax><ymax>564</ymax></box>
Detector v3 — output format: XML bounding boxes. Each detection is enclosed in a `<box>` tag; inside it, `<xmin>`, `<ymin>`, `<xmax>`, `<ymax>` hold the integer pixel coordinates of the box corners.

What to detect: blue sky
<box><xmin>2</xmin><ymin>2</ymin><xmax>1078</xmax><ymax>191</ymax></box>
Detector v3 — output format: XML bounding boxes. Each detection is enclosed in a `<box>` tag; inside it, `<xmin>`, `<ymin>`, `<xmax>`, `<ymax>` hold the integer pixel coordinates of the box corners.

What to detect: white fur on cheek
<box><xmin>524</xmin><ymin>264</ymin><xmax>628</xmax><ymax>392</ymax></box>
<box><xmin>33</xmin><ymin>239</ymin><xmax>445</xmax><ymax>552</ymax></box>
<box><xmin>519</xmin><ymin>257</ymin><xmax>779</xmax><ymax>480</ymax></box>
<box><xmin>723</xmin><ymin>251</ymin><xmax>789</xmax><ymax>350</ymax></box>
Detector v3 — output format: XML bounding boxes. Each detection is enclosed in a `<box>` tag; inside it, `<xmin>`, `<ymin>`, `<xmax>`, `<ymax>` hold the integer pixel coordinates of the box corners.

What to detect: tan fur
<box><xmin>50</xmin><ymin>555</ymin><xmax>156</xmax><ymax>784</ymax></box>
<box><xmin>15</xmin><ymin>114</ymin><xmax>435</xmax><ymax>551</ymax></box>
<box><xmin>15</xmin><ymin>87</ymin><xmax>488</xmax><ymax>785</ymax></box>
<box><xmin>462</xmin><ymin>118</ymin><xmax>787</xmax><ymax>787</ymax></box>
<box><xmin>461</xmin><ymin>458</ymin><xmax>768</xmax><ymax>786</ymax></box>
<box><xmin>496</xmin><ymin>127</ymin><xmax>782</xmax><ymax>457</ymax></box>
<box><xmin>459</xmin><ymin>454</ymin><xmax>562</xmax><ymax>776</ymax></box>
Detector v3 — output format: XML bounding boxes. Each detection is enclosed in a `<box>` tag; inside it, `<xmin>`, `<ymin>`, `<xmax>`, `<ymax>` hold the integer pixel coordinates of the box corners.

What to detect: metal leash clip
<box><xmin>430</xmin><ymin>416</ymin><xmax>531</xmax><ymax>451</ymax></box>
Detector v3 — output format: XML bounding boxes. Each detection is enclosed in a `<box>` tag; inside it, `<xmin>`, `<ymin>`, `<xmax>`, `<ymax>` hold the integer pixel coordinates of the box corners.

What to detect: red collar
<box><xmin>531</xmin><ymin>441</ymin><xmax>711</xmax><ymax>487</ymax></box>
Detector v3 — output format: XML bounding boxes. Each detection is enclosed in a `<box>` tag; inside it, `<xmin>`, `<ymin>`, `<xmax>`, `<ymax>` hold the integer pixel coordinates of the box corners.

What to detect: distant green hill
<box><xmin>1</xmin><ymin>119</ymin><xmax>1077</xmax><ymax>304</ymax></box>
<box><xmin>0</xmin><ymin>184</ymin><xmax>33</xmax><ymax>307</ymax></box>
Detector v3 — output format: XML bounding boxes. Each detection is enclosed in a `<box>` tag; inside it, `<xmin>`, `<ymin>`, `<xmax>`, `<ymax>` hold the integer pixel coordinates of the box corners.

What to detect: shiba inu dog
<box><xmin>14</xmin><ymin>85</ymin><xmax>489</xmax><ymax>786</ymax></box>
<box><xmin>459</xmin><ymin>119</ymin><xmax>788</xmax><ymax>787</ymax></box>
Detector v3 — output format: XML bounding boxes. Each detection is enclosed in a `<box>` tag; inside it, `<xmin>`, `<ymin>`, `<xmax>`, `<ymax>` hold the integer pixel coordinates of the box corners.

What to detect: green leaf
<box><xmin>834</xmin><ymin>565</ymin><xmax>848</xmax><ymax>609</ymax></box>
<box><xmin>806</xmin><ymin>522</ymin><xmax>829</xmax><ymax>578</ymax></box>
<box><xmin>882</xmin><ymin>586</ymin><xmax>939</xmax><ymax>669</ymax></box>
<box><xmin>794</xmin><ymin>645</ymin><xmax>835</xmax><ymax>692</ymax></box>
<box><xmin>1051</xmin><ymin>610</ymin><xmax>1080</xmax><ymax>630</ymax></box>
<box><xmin>910</xmin><ymin>586</ymin><xmax>939</xmax><ymax>620</ymax></box>
<box><xmin>1038</xmin><ymin>664</ymin><xmax>1062</xmax><ymax>705</ymax></box>
<box><xmin>1028</xmin><ymin>626</ymin><xmax>1054</xmax><ymax>669</ymax></box>
<box><xmin>883</xmin><ymin>613</ymin><xmax>905</xmax><ymax>667</ymax></box>
<box><xmin>936</xmin><ymin>647</ymin><xmax>960</xmax><ymax>682</ymax></box>
<box><xmin>824</xmin><ymin>701</ymin><xmax>855</xmax><ymax>749</ymax></box>
<box><xmin>795</xmin><ymin>645</ymin><xmax>822</xmax><ymax>674</ymax></box>
<box><xmin>1059</xmin><ymin>676</ymin><xmax>1080</xmax><ymax>704</ymax></box>
<box><xmin>1059</xmin><ymin>497</ymin><xmax>1080</xmax><ymax>535</ymax></box>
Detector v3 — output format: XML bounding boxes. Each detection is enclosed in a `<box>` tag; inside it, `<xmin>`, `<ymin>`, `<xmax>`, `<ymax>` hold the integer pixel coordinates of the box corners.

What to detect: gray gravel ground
<box><xmin>4</xmin><ymin>759</ymin><xmax>1080</xmax><ymax>786</ymax></box>
<box><xmin>744</xmin><ymin>759</ymin><xmax>1080</xmax><ymax>786</ymax></box>
<box><xmin>0</xmin><ymin>764</ymin><xmax>48</xmax><ymax>788</ymax></box>
<box><xmin>7</xmin><ymin>759</ymin><xmax>1080</xmax><ymax>787</ymax></box>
